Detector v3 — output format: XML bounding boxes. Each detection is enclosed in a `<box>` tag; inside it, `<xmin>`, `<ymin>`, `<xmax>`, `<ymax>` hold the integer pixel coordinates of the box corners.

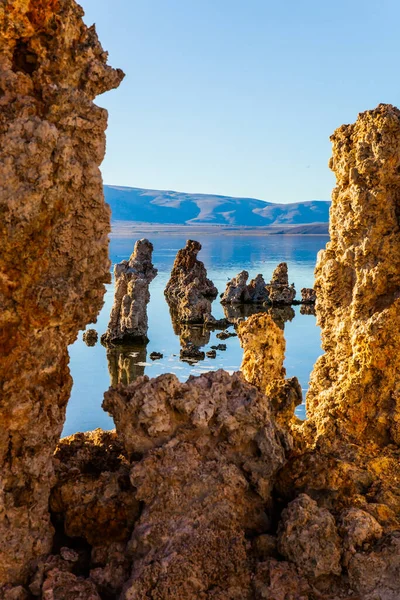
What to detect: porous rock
<box><xmin>164</xmin><ymin>240</ymin><xmax>217</xmax><ymax>324</ymax></box>
<box><xmin>82</xmin><ymin>329</ymin><xmax>98</xmax><ymax>346</ymax></box>
<box><xmin>307</xmin><ymin>104</ymin><xmax>400</xmax><ymax>448</ymax></box>
<box><xmin>221</xmin><ymin>271</ymin><xmax>270</xmax><ymax>305</ymax></box>
<box><xmin>300</xmin><ymin>287</ymin><xmax>316</xmax><ymax>304</ymax></box>
<box><xmin>277</xmin><ymin>494</ymin><xmax>342</xmax><ymax>579</ymax></box>
<box><xmin>267</xmin><ymin>263</ymin><xmax>296</xmax><ymax>304</ymax></box>
<box><xmin>0</xmin><ymin>0</ymin><xmax>123</xmax><ymax>584</ymax></box>
<box><xmin>103</xmin><ymin>239</ymin><xmax>157</xmax><ymax>344</ymax></box>
<box><xmin>103</xmin><ymin>370</ymin><xmax>287</xmax><ymax>598</ymax></box>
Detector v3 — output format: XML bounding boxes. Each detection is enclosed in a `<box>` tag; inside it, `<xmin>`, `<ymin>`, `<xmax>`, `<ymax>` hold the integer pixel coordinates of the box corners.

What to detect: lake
<box><xmin>64</xmin><ymin>234</ymin><xmax>328</xmax><ymax>436</ymax></box>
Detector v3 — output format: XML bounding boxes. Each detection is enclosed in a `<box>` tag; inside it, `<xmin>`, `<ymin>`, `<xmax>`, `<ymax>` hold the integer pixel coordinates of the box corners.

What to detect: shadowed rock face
<box><xmin>307</xmin><ymin>104</ymin><xmax>400</xmax><ymax>449</ymax></box>
<box><xmin>103</xmin><ymin>239</ymin><xmax>157</xmax><ymax>345</ymax></box>
<box><xmin>0</xmin><ymin>0</ymin><xmax>123</xmax><ymax>585</ymax></box>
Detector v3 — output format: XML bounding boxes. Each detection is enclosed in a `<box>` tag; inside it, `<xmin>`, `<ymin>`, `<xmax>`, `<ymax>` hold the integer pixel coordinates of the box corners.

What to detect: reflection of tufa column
<box><xmin>103</xmin><ymin>239</ymin><xmax>157</xmax><ymax>345</ymax></box>
<box><xmin>0</xmin><ymin>0</ymin><xmax>123</xmax><ymax>585</ymax></box>
<box><xmin>106</xmin><ymin>345</ymin><xmax>147</xmax><ymax>387</ymax></box>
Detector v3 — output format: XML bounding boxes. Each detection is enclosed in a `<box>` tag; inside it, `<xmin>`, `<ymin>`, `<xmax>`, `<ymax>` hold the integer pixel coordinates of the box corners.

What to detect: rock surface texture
<box><xmin>307</xmin><ymin>104</ymin><xmax>400</xmax><ymax>449</ymax></box>
<box><xmin>2</xmin><ymin>17</ymin><xmax>400</xmax><ymax>596</ymax></box>
<box><xmin>221</xmin><ymin>271</ymin><xmax>270</xmax><ymax>304</ymax></box>
<box><xmin>0</xmin><ymin>0</ymin><xmax>123</xmax><ymax>585</ymax></box>
<box><xmin>102</xmin><ymin>370</ymin><xmax>288</xmax><ymax>599</ymax></box>
<box><xmin>267</xmin><ymin>262</ymin><xmax>296</xmax><ymax>304</ymax></box>
<box><xmin>164</xmin><ymin>240</ymin><xmax>217</xmax><ymax>323</ymax></box>
<box><xmin>103</xmin><ymin>239</ymin><xmax>157</xmax><ymax>344</ymax></box>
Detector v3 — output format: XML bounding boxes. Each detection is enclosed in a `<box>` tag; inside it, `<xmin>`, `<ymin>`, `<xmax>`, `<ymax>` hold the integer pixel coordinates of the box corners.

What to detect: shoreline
<box><xmin>110</xmin><ymin>222</ymin><xmax>330</xmax><ymax>237</ymax></box>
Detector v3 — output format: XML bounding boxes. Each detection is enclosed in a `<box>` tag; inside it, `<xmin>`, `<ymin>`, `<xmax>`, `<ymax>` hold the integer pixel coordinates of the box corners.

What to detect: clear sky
<box><xmin>80</xmin><ymin>0</ymin><xmax>400</xmax><ymax>203</ymax></box>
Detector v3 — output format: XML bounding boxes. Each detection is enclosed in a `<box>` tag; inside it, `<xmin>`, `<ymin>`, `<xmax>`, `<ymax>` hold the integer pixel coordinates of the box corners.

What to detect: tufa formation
<box><xmin>0</xmin><ymin>0</ymin><xmax>123</xmax><ymax>585</ymax></box>
<box><xmin>164</xmin><ymin>240</ymin><xmax>218</xmax><ymax>323</ymax></box>
<box><xmin>102</xmin><ymin>239</ymin><xmax>157</xmax><ymax>345</ymax></box>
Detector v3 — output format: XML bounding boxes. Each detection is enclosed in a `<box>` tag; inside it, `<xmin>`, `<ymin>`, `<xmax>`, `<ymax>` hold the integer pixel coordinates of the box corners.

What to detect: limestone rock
<box><xmin>347</xmin><ymin>533</ymin><xmax>400</xmax><ymax>599</ymax></box>
<box><xmin>103</xmin><ymin>370</ymin><xmax>287</xmax><ymax>598</ymax></box>
<box><xmin>221</xmin><ymin>270</ymin><xmax>251</xmax><ymax>304</ymax></box>
<box><xmin>253</xmin><ymin>559</ymin><xmax>311</xmax><ymax>600</ymax></box>
<box><xmin>221</xmin><ymin>271</ymin><xmax>270</xmax><ymax>305</ymax></box>
<box><xmin>103</xmin><ymin>239</ymin><xmax>157</xmax><ymax>344</ymax></box>
<box><xmin>164</xmin><ymin>240</ymin><xmax>217</xmax><ymax>324</ymax></box>
<box><xmin>248</xmin><ymin>273</ymin><xmax>271</xmax><ymax>303</ymax></box>
<box><xmin>51</xmin><ymin>430</ymin><xmax>138</xmax><ymax>546</ymax></box>
<box><xmin>267</xmin><ymin>263</ymin><xmax>296</xmax><ymax>304</ymax></box>
<box><xmin>277</xmin><ymin>494</ymin><xmax>342</xmax><ymax>579</ymax></box>
<box><xmin>339</xmin><ymin>507</ymin><xmax>383</xmax><ymax>559</ymax></box>
<box><xmin>300</xmin><ymin>287</ymin><xmax>316</xmax><ymax>304</ymax></box>
<box><xmin>83</xmin><ymin>329</ymin><xmax>98</xmax><ymax>346</ymax></box>
<box><xmin>307</xmin><ymin>104</ymin><xmax>400</xmax><ymax>449</ymax></box>
<box><xmin>237</xmin><ymin>313</ymin><xmax>286</xmax><ymax>394</ymax></box>
<box><xmin>0</xmin><ymin>0</ymin><xmax>123</xmax><ymax>584</ymax></box>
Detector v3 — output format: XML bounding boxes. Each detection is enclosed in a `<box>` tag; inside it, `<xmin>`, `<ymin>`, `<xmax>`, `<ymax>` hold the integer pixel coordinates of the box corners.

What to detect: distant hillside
<box><xmin>104</xmin><ymin>185</ymin><xmax>330</xmax><ymax>228</ymax></box>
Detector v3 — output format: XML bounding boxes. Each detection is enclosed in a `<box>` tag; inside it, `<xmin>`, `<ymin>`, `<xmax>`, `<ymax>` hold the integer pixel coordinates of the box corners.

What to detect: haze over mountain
<box><xmin>105</xmin><ymin>185</ymin><xmax>330</xmax><ymax>228</ymax></box>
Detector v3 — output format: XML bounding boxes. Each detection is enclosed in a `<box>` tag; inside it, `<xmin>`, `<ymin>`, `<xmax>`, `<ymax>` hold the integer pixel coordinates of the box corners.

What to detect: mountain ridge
<box><xmin>104</xmin><ymin>185</ymin><xmax>330</xmax><ymax>227</ymax></box>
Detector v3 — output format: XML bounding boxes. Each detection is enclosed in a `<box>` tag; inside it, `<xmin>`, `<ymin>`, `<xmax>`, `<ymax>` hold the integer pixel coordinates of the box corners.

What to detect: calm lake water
<box><xmin>64</xmin><ymin>234</ymin><xmax>328</xmax><ymax>436</ymax></box>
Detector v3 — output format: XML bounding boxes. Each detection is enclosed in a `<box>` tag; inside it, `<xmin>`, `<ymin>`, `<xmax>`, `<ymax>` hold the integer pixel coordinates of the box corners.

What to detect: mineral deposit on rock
<box><xmin>102</xmin><ymin>370</ymin><xmax>287</xmax><ymax>598</ymax></box>
<box><xmin>221</xmin><ymin>271</ymin><xmax>270</xmax><ymax>305</ymax></box>
<box><xmin>165</xmin><ymin>241</ymin><xmax>217</xmax><ymax>299</ymax></box>
<box><xmin>103</xmin><ymin>239</ymin><xmax>157</xmax><ymax>344</ymax></box>
<box><xmin>0</xmin><ymin>0</ymin><xmax>123</xmax><ymax>584</ymax></box>
<box><xmin>300</xmin><ymin>287</ymin><xmax>316</xmax><ymax>304</ymax></box>
<box><xmin>267</xmin><ymin>262</ymin><xmax>296</xmax><ymax>304</ymax></box>
<box><xmin>83</xmin><ymin>329</ymin><xmax>98</xmax><ymax>346</ymax></box>
<box><xmin>307</xmin><ymin>104</ymin><xmax>400</xmax><ymax>448</ymax></box>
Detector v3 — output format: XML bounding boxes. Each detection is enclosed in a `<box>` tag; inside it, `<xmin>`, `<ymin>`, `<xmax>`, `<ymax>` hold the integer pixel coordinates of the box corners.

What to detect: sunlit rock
<box><xmin>103</xmin><ymin>239</ymin><xmax>157</xmax><ymax>345</ymax></box>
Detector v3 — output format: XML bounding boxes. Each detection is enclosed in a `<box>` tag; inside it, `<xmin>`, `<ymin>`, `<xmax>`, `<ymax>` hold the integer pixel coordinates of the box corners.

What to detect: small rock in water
<box><xmin>180</xmin><ymin>346</ymin><xmax>205</xmax><ymax>363</ymax></box>
<box><xmin>150</xmin><ymin>352</ymin><xmax>163</xmax><ymax>360</ymax></box>
<box><xmin>82</xmin><ymin>329</ymin><xmax>98</xmax><ymax>346</ymax></box>
<box><xmin>216</xmin><ymin>330</ymin><xmax>237</xmax><ymax>340</ymax></box>
<box><xmin>211</xmin><ymin>344</ymin><xmax>227</xmax><ymax>351</ymax></box>
<box><xmin>206</xmin><ymin>350</ymin><xmax>217</xmax><ymax>358</ymax></box>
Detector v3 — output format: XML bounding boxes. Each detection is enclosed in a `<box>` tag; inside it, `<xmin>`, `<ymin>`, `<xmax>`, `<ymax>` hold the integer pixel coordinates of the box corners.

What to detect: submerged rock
<box><xmin>83</xmin><ymin>329</ymin><xmax>98</xmax><ymax>346</ymax></box>
<box><xmin>149</xmin><ymin>351</ymin><xmax>163</xmax><ymax>360</ymax></box>
<box><xmin>0</xmin><ymin>0</ymin><xmax>123</xmax><ymax>585</ymax></box>
<box><xmin>267</xmin><ymin>263</ymin><xmax>296</xmax><ymax>304</ymax></box>
<box><xmin>103</xmin><ymin>239</ymin><xmax>157</xmax><ymax>345</ymax></box>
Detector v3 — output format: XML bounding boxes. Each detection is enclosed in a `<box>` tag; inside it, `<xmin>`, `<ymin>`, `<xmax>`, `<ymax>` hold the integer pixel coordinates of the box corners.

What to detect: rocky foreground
<box><xmin>1</xmin><ymin>1</ymin><xmax>400</xmax><ymax>599</ymax></box>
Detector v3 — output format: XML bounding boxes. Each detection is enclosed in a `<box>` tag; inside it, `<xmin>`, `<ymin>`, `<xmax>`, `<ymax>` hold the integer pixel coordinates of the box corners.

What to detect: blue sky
<box><xmin>80</xmin><ymin>0</ymin><xmax>400</xmax><ymax>203</ymax></box>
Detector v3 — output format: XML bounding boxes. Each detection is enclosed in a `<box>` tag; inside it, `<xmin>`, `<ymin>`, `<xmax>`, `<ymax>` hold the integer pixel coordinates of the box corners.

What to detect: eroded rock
<box><xmin>221</xmin><ymin>271</ymin><xmax>270</xmax><ymax>305</ymax></box>
<box><xmin>103</xmin><ymin>370</ymin><xmax>287</xmax><ymax>598</ymax></box>
<box><xmin>0</xmin><ymin>0</ymin><xmax>123</xmax><ymax>584</ymax></box>
<box><xmin>82</xmin><ymin>329</ymin><xmax>98</xmax><ymax>346</ymax></box>
<box><xmin>267</xmin><ymin>263</ymin><xmax>296</xmax><ymax>304</ymax></box>
<box><xmin>103</xmin><ymin>239</ymin><xmax>157</xmax><ymax>345</ymax></box>
<box><xmin>277</xmin><ymin>494</ymin><xmax>342</xmax><ymax>579</ymax></box>
<box><xmin>164</xmin><ymin>240</ymin><xmax>217</xmax><ymax>324</ymax></box>
<box><xmin>307</xmin><ymin>104</ymin><xmax>400</xmax><ymax>448</ymax></box>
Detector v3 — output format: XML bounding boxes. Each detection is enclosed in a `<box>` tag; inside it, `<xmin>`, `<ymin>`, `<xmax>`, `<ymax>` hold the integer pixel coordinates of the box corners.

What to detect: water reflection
<box><xmin>106</xmin><ymin>343</ymin><xmax>147</xmax><ymax>387</ymax></box>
